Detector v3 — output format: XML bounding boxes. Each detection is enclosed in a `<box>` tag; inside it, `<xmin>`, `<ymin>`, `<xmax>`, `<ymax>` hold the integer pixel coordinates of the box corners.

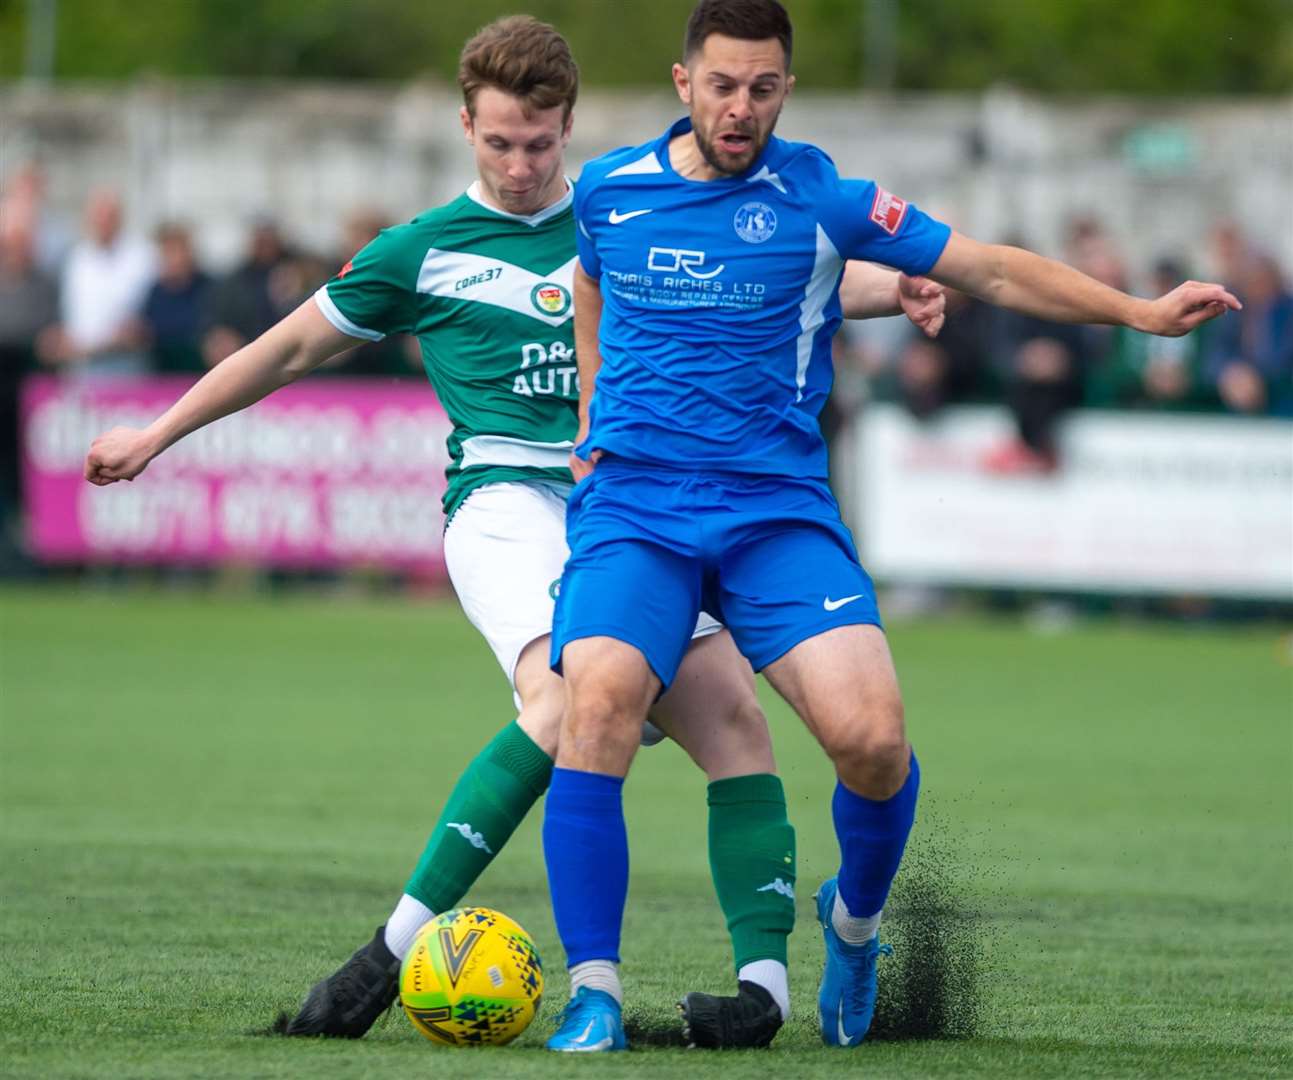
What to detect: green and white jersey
<box><xmin>314</xmin><ymin>182</ymin><xmax>579</xmax><ymax>521</ymax></box>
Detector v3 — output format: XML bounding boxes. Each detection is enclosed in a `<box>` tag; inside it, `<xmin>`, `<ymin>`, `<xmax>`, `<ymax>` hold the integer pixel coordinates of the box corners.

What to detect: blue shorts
<box><xmin>550</xmin><ymin>460</ymin><xmax>881</xmax><ymax>689</ymax></box>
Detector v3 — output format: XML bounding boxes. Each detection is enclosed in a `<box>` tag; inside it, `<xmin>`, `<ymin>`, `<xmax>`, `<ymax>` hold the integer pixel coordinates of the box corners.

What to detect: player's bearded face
<box><xmin>462</xmin><ymin>88</ymin><xmax>572</xmax><ymax>216</ymax></box>
<box><xmin>677</xmin><ymin>34</ymin><xmax>793</xmax><ymax>177</ymax></box>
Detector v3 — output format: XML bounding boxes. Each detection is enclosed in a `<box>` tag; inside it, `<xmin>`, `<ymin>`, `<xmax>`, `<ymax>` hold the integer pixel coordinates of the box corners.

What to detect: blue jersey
<box><xmin>575</xmin><ymin>117</ymin><xmax>951</xmax><ymax>478</ymax></box>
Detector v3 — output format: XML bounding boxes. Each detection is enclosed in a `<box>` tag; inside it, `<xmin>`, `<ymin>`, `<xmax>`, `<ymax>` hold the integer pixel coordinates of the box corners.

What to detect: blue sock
<box><xmin>833</xmin><ymin>751</ymin><xmax>920</xmax><ymax>918</ymax></box>
<box><xmin>543</xmin><ymin>767</ymin><xmax>628</xmax><ymax>966</ymax></box>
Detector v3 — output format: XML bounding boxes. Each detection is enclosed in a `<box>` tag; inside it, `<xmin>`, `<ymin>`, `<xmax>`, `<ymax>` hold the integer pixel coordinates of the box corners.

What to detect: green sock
<box><xmin>404</xmin><ymin>721</ymin><xmax>553</xmax><ymax>913</ymax></box>
<box><xmin>708</xmin><ymin>773</ymin><xmax>796</xmax><ymax>971</ymax></box>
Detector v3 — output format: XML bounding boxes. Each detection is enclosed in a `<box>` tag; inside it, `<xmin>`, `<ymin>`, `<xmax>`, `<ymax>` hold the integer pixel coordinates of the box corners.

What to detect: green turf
<box><xmin>2</xmin><ymin>585</ymin><xmax>1290</xmax><ymax>1078</ymax></box>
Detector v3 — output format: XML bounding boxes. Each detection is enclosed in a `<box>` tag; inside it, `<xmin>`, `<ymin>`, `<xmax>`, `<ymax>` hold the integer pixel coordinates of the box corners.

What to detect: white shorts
<box><xmin>443</xmin><ymin>481</ymin><xmax>721</xmax><ymax>702</ymax></box>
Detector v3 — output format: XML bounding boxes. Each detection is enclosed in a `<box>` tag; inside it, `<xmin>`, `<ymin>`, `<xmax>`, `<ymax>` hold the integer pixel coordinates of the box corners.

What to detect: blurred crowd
<box><xmin>0</xmin><ymin>165</ymin><xmax>422</xmax><ymax>537</ymax></box>
<box><xmin>2</xmin><ymin>165</ymin><xmax>1292</xmax><ymax>521</ymax></box>
<box><xmin>832</xmin><ymin>217</ymin><xmax>1293</xmax><ymax>471</ymax></box>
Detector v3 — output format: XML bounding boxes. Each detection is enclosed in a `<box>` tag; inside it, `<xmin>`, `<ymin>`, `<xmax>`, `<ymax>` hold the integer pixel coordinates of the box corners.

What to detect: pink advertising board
<box><xmin>21</xmin><ymin>375</ymin><xmax>453</xmax><ymax>573</ymax></box>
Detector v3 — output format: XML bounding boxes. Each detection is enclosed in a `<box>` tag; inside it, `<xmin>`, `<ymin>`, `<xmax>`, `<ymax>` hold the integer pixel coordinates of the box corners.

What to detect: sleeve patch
<box><xmin>869</xmin><ymin>188</ymin><xmax>908</xmax><ymax>235</ymax></box>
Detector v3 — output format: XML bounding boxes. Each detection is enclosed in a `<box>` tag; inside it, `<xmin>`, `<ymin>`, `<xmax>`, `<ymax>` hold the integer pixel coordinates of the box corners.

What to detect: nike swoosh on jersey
<box><xmin>823</xmin><ymin>594</ymin><xmax>864</xmax><ymax>611</ymax></box>
<box><xmin>608</xmin><ymin>208</ymin><xmax>653</xmax><ymax>224</ymax></box>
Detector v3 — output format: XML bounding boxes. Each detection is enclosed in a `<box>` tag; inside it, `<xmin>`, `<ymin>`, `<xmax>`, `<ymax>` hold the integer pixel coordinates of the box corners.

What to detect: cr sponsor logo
<box><xmin>647</xmin><ymin>246</ymin><xmax>725</xmax><ymax>280</ymax></box>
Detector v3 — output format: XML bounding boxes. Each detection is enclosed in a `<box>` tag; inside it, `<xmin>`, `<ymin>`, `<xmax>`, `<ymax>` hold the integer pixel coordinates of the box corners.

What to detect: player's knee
<box><xmin>718</xmin><ymin>690</ymin><xmax>768</xmax><ymax>740</ymax></box>
<box><xmin>565</xmin><ymin>683</ymin><xmax>645</xmax><ymax>746</ymax></box>
<box><xmin>818</xmin><ymin>698</ymin><xmax>907</xmax><ymax>780</ymax></box>
<box><xmin>515</xmin><ymin>687</ymin><xmax>563</xmax><ymax>757</ymax></box>
<box><xmin>698</xmin><ymin>692</ymin><xmax>775</xmax><ymax>778</ymax></box>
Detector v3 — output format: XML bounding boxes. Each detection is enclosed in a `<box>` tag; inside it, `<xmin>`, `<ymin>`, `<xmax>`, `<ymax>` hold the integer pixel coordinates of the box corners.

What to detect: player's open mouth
<box><xmin>718</xmin><ymin>133</ymin><xmax>753</xmax><ymax>153</ymax></box>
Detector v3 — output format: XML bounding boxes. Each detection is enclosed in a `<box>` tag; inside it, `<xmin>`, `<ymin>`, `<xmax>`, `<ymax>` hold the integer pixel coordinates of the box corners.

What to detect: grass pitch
<box><xmin>2</xmin><ymin>585</ymin><xmax>1290</xmax><ymax>1078</ymax></box>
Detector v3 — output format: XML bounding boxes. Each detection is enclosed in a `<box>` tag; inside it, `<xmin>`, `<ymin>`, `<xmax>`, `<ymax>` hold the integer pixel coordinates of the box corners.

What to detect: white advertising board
<box><xmin>850</xmin><ymin>405</ymin><xmax>1293</xmax><ymax>599</ymax></box>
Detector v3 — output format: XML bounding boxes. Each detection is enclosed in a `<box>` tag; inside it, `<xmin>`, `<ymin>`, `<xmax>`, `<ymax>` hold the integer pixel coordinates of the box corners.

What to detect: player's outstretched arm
<box><xmin>929</xmin><ymin>232</ymin><xmax>1240</xmax><ymax>336</ymax></box>
<box><xmin>839</xmin><ymin>262</ymin><xmax>946</xmax><ymax>337</ymax></box>
<box><xmin>571</xmin><ymin>261</ymin><xmax>604</xmax><ymax>482</ymax></box>
<box><xmin>84</xmin><ymin>300</ymin><xmax>356</xmax><ymax>486</ymax></box>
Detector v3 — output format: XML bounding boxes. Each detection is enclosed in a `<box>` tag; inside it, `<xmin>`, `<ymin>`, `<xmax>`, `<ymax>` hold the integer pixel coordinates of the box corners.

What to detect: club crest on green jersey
<box><xmin>530</xmin><ymin>282</ymin><xmax>571</xmax><ymax>317</ymax></box>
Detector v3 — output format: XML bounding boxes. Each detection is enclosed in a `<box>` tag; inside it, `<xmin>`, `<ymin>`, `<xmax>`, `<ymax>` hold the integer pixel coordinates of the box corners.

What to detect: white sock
<box><xmin>832</xmin><ymin>893</ymin><xmax>882</xmax><ymax>945</ymax></box>
<box><xmin>738</xmin><ymin>959</ymin><xmax>790</xmax><ymax>1021</ymax></box>
<box><xmin>569</xmin><ymin>959</ymin><xmax>622</xmax><ymax>1005</ymax></box>
<box><xmin>384</xmin><ymin>893</ymin><xmax>434</xmax><ymax>960</ymax></box>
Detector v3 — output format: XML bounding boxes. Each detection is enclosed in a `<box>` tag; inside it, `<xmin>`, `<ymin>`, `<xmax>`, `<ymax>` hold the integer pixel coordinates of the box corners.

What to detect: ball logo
<box><xmin>439</xmin><ymin>926</ymin><xmax>484</xmax><ymax>989</ymax></box>
<box><xmin>530</xmin><ymin>282</ymin><xmax>571</xmax><ymax>316</ymax></box>
<box><xmin>734</xmin><ymin>202</ymin><xmax>777</xmax><ymax>244</ymax></box>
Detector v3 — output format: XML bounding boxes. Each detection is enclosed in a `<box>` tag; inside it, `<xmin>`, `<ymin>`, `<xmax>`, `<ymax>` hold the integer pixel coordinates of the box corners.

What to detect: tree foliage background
<box><xmin>2</xmin><ymin>0</ymin><xmax>1291</xmax><ymax>93</ymax></box>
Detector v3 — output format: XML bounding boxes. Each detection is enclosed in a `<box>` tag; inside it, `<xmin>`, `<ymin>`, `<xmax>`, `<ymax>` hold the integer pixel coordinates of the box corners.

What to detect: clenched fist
<box><xmin>84</xmin><ymin>427</ymin><xmax>158</xmax><ymax>486</ymax></box>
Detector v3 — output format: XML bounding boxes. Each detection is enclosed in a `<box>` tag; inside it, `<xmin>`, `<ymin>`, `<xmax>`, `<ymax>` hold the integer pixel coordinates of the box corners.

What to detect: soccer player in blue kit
<box><xmin>541</xmin><ymin>0</ymin><xmax>1242</xmax><ymax>1053</ymax></box>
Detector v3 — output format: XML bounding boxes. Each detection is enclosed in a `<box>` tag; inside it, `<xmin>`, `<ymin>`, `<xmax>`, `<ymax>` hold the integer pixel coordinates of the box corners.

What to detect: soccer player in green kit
<box><xmin>84</xmin><ymin>15</ymin><xmax>945</xmax><ymax>1048</ymax></box>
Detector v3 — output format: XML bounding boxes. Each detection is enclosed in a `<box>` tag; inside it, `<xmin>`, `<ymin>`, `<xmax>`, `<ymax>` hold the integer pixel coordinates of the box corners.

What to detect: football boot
<box><xmin>280</xmin><ymin>925</ymin><xmax>400</xmax><ymax>1038</ymax></box>
<box><xmin>678</xmin><ymin>979</ymin><xmax>783</xmax><ymax>1048</ymax></box>
<box><xmin>815</xmin><ymin>877</ymin><xmax>892</xmax><ymax>1047</ymax></box>
<box><xmin>545</xmin><ymin>986</ymin><xmax>627</xmax><ymax>1052</ymax></box>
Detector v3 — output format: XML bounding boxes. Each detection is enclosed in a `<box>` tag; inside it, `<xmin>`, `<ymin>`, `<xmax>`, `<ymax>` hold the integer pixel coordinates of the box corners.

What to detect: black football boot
<box><xmin>278</xmin><ymin>926</ymin><xmax>401</xmax><ymax>1038</ymax></box>
<box><xmin>678</xmin><ymin>979</ymin><xmax>783</xmax><ymax>1049</ymax></box>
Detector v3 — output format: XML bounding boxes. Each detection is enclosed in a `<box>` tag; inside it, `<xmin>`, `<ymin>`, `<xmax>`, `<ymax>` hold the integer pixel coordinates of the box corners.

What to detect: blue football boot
<box><xmin>815</xmin><ymin>877</ymin><xmax>892</xmax><ymax>1047</ymax></box>
<box><xmin>545</xmin><ymin>987</ymin><xmax>627</xmax><ymax>1052</ymax></box>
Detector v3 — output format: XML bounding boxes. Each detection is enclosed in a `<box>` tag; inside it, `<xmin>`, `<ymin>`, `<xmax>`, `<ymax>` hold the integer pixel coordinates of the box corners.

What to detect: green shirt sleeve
<box><xmin>314</xmin><ymin>225</ymin><xmax>423</xmax><ymax>339</ymax></box>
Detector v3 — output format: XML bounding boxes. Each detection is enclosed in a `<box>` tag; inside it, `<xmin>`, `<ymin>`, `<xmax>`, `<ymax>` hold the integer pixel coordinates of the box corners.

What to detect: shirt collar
<box><xmin>465</xmin><ymin>179</ymin><xmax>573</xmax><ymax>225</ymax></box>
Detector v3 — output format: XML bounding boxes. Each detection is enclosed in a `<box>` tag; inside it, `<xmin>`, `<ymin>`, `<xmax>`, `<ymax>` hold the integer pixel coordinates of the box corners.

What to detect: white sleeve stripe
<box><xmin>313</xmin><ymin>286</ymin><xmax>386</xmax><ymax>342</ymax></box>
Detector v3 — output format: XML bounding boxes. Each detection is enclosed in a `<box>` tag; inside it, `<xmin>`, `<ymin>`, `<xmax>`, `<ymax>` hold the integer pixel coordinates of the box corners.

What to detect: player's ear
<box><xmin>785</xmin><ymin>73</ymin><xmax>796</xmax><ymax>97</ymax></box>
<box><xmin>561</xmin><ymin>109</ymin><xmax>574</xmax><ymax>145</ymax></box>
<box><xmin>672</xmin><ymin>62</ymin><xmax>691</xmax><ymax>105</ymax></box>
<box><xmin>460</xmin><ymin>105</ymin><xmax>474</xmax><ymax>144</ymax></box>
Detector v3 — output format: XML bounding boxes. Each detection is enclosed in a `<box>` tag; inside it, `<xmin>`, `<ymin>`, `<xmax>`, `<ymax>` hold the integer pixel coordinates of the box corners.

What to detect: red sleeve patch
<box><xmin>337</xmin><ymin>257</ymin><xmax>355</xmax><ymax>279</ymax></box>
<box><xmin>869</xmin><ymin>187</ymin><xmax>908</xmax><ymax>236</ymax></box>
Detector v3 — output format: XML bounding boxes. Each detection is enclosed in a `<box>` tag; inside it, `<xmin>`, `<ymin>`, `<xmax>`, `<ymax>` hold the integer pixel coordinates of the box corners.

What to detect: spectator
<box><xmin>0</xmin><ymin>161</ymin><xmax>73</xmax><ymax>275</ymax></box>
<box><xmin>318</xmin><ymin>208</ymin><xmax>419</xmax><ymax>379</ymax></box>
<box><xmin>1204</xmin><ymin>253</ymin><xmax>1293</xmax><ymax>415</ymax></box>
<box><xmin>338</xmin><ymin>207</ymin><xmax>390</xmax><ymax>265</ymax></box>
<box><xmin>202</xmin><ymin>219</ymin><xmax>293</xmax><ymax>366</ymax></box>
<box><xmin>981</xmin><ymin>237</ymin><xmax>1090</xmax><ymax>471</ymax></box>
<box><xmin>35</xmin><ymin>188</ymin><xmax>154</xmax><ymax>377</ymax></box>
<box><xmin>1086</xmin><ymin>258</ymin><xmax>1209</xmax><ymax>411</ymax></box>
<box><xmin>1205</xmin><ymin>220</ymin><xmax>1251</xmax><ymax>286</ymax></box>
<box><xmin>141</xmin><ymin>223</ymin><xmax>212</xmax><ymax>374</ymax></box>
<box><xmin>889</xmin><ymin>290</ymin><xmax>992</xmax><ymax>419</ymax></box>
<box><xmin>0</xmin><ymin>216</ymin><xmax>59</xmax><ymax>528</ymax></box>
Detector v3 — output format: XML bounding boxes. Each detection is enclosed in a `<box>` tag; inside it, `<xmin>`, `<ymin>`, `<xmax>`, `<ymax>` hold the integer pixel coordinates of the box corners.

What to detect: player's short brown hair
<box><xmin>683</xmin><ymin>0</ymin><xmax>793</xmax><ymax>67</ymax></box>
<box><xmin>458</xmin><ymin>16</ymin><xmax>579</xmax><ymax>120</ymax></box>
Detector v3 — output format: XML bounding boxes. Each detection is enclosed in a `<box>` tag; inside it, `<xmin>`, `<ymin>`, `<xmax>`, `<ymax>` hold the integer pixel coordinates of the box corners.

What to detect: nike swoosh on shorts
<box><xmin>823</xmin><ymin>594</ymin><xmax>864</xmax><ymax>611</ymax></box>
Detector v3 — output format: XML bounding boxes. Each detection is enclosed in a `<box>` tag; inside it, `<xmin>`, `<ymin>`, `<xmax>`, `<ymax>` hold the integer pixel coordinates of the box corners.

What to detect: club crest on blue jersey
<box><xmin>530</xmin><ymin>282</ymin><xmax>571</xmax><ymax>317</ymax></box>
<box><xmin>733</xmin><ymin>202</ymin><xmax>777</xmax><ymax>244</ymax></box>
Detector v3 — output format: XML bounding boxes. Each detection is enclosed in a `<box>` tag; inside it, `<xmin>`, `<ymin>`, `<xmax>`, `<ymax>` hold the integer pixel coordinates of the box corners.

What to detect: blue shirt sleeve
<box><xmin>572</xmin><ymin>174</ymin><xmax>602</xmax><ymax>279</ymax></box>
<box><xmin>820</xmin><ymin>175</ymin><xmax>951</xmax><ymax>276</ymax></box>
